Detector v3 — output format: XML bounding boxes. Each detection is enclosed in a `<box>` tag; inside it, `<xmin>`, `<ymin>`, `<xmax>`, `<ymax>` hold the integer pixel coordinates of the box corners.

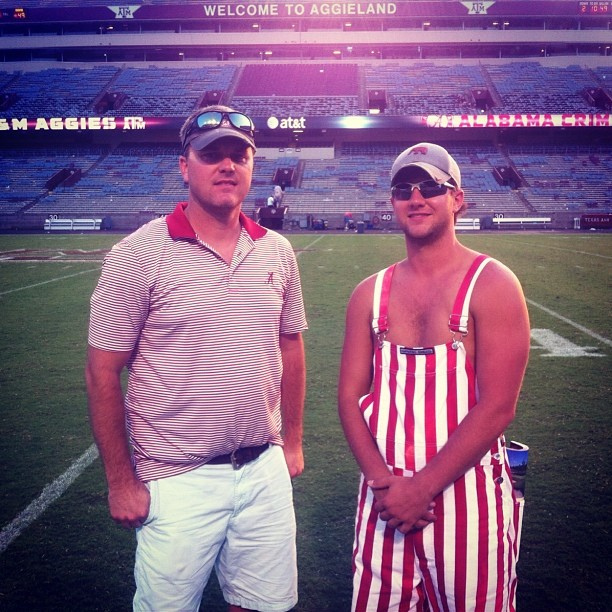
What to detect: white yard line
<box><xmin>495</xmin><ymin>238</ymin><xmax>611</xmax><ymax>260</ymax></box>
<box><xmin>0</xmin><ymin>267</ymin><xmax>101</xmax><ymax>297</ymax></box>
<box><xmin>1</xmin><ymin>266</ymin><xmax>103</xmax><ymax>553</ymax></box>
<box><xmin>526</xmin><ymin>298</ymin><xmax>611</xmax><ymax>347</ymax></box>
<box><xmin>297</xmin><ymin>234</ymin><xmax>326</xmax><ymax>256</ymax></box>
<box><xmin>0</xmin><ymin>445</ymin><xmax>99</xmax><ymax>554</ymax></box>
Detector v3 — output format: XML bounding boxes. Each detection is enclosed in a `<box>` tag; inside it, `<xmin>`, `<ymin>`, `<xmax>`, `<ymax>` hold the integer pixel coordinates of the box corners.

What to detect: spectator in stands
<box><xmin>338</xmin><ymin>143</ymin><xmax>530</xmax><ymax>611</ymax></box>
<box><xmin>86</xmin><ymin>104</ymin><xmax>307</xmax><ymax>612</ymax></box>
<box><xmin>267</xmin><ymin>184</ymin><xmax>284</xmax><ymax>208</ymax></box>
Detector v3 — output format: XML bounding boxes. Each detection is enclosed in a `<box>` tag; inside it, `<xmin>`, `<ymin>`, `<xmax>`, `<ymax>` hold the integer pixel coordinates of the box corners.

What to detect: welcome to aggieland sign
<box><xmin>0</xmin><ymin>1</ymin><xmax>596</xmax><ymax>23</ymax></box>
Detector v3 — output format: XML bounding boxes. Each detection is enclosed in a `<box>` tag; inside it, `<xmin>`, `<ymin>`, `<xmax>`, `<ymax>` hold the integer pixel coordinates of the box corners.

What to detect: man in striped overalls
<box><xmin>338</xmin><ymin>143</ymin><xmax>530</xmax><ymax>611</ymax></box>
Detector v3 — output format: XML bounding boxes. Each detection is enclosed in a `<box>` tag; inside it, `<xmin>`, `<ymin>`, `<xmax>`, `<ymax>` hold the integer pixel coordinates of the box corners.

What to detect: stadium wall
<box><xmin>0</xmin><ymin>29</ymin><xmax>606</xmax><ymax>51</ymax></box>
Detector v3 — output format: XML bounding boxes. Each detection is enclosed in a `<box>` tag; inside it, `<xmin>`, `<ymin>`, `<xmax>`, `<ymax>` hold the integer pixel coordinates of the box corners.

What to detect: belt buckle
<box><xmin>230</xmin><ymin>449</ymin><xmax>243</xmax><ymax>470</ymax></box>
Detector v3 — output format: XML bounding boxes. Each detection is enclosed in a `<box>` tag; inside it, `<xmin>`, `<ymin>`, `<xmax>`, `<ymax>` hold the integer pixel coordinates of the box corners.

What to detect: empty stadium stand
<box><xmin>0</xmin><ymin>0</ymin><xmax>610</xmax><ymax>232</ymax></box>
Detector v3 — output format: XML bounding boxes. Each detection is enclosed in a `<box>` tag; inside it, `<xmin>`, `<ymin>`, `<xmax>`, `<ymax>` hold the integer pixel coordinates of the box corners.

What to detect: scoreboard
<box><xmin>0</xmin><ymin>8</ymin><xmax>26</xmax><ymax>19</ymax></box>
<box><xmin>579</xmin><ymin>1</ymin><xmax>610</xmax><ymax>13</ymax></box>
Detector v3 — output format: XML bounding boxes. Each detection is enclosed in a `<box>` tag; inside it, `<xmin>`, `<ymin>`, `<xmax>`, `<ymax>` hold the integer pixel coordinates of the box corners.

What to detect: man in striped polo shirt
<box><xmin>338</xmin><ymin>143</ymin><xmax>530</xmax><ymax>610</ymax></box>
<box><xmin>86</xmin><ymin>105</ymin><xmax>307</xmax><ymax>611</ymax></box>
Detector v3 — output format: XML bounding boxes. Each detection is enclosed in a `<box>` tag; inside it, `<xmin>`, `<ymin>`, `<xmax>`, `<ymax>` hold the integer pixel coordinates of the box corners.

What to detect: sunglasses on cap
<box><xmin>391</xmin><ymin>180</ymin><xmax>456</xmax><ymax>200</ymax></box>
<box><xmin>185</xmin><ymin>111</ymin><xmax>254</xmax><ymax>141</ymax></box>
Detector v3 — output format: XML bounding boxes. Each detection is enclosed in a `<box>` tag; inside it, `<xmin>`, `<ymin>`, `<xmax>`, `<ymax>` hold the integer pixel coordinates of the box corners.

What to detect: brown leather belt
<box><xmin>207</xmin><ymin>443</ymin><xmax>270</xmax><ymax>470</ymax></box>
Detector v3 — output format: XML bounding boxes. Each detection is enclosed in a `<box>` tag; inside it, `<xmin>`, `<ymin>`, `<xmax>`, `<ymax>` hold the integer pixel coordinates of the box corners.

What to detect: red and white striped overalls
<box><xmin>352</xmin><ymin>255</ymin><xmax>523</xmax><ymax>612</ymax></box>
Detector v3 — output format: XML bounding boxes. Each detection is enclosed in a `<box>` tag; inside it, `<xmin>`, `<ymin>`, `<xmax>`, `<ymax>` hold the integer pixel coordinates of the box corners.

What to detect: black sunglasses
<box><xmin>186</xmin><ymin>111</ymin><xmax>254</xmax><ymax>141</ymax></box>
<box><xmin>391</xmin><ymin>180</ymin><xmax>456</xmax><ymax>200</ymax></box>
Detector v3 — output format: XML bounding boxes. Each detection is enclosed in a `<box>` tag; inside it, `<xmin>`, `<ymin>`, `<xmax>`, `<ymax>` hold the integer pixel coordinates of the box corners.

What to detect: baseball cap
<box><xmin>391</xmin><ymin>143</ymin><xmax>461</xmax><ymax>188</ymax></box>
<box><xmin>181</xmin><ymin>108</ymin><xmax>256</xmax><ymax>153</ymax></box>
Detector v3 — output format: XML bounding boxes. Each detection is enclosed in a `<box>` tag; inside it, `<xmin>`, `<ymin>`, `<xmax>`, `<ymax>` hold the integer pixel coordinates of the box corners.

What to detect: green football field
<box><xmin>0</xmin><ymin>231</ymin><xmax>610</xmax><ymax>611</ymax></box>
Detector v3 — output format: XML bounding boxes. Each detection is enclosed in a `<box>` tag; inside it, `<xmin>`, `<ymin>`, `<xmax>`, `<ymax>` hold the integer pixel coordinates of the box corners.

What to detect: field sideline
<box><xmin>0</xmin><ymin>231</ymin><xmax>610</xmax><ymax>611</ymax></box>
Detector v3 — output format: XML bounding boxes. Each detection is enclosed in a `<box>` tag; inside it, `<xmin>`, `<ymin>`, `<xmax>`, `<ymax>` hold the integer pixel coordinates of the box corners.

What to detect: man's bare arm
<box><xmin>279</xmin><ymin>332</ymin><xmax>306</xmax><ymax>478</ymax></box>
<box><xmin>85</xmin><ymin>345</ymin><xmax>150</xmax><ymax>528</ymax></box>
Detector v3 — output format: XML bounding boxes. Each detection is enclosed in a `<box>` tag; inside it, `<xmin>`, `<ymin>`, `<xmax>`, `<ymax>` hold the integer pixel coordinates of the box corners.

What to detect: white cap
<box><xmin>391</xmin><ymin>143</ymin><xmax>461</xmax><ymax>188</ymax></box>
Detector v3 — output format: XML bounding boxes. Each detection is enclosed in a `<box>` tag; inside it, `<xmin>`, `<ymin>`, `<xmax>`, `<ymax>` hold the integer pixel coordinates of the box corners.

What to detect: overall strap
<box><xmin>448</xmin><ymin>254</ymin><xmax>492</xmax><ymax>335</ymax></box>
<box><xmin>372</xmin><ymin>263</ymin><xmax>397</xmax><ymax>341</ymax></box>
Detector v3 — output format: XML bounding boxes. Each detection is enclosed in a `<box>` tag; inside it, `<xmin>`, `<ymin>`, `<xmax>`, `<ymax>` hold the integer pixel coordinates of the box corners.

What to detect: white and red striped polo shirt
<box><xmin>89</xmin><ymin>202</ymin><xmax>308</xmax><ymax>482</ymax></box>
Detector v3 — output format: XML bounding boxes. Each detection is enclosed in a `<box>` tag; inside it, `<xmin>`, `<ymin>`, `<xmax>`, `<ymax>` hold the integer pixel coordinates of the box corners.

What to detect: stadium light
<box><xmin>338</xmin><ymin>116</ymin><xmax>376</xmax><ymax>129</ymax></box>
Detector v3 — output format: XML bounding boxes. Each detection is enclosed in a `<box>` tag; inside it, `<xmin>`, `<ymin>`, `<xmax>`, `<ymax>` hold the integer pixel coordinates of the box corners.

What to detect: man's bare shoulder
<box><xmin>349</xmin><ymin>264</ymin><xmax>394</xmax><ymax>306</ymax></box>
<box><xmin>472</xmin><ymin>257</ymin><xmax>527</xmax><ymax>313</ymax></box>
<box><xmin>353</xmin><ymin>271</ymin><xmax>377</xmax><ymax>294</ymax></box>
<box><xmin>346</xmin><ymin>265</ymin><xmax>396</xmax><ymax>322</ymax></box>
<box><xmin>480</xmin><ymin>256</ymin><xmax>523</xmax><ymax>287</ymax></box>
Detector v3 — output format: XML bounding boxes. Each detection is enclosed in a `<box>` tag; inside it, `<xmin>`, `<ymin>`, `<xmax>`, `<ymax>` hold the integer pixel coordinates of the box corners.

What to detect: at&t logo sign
<box><xmin>267</xmin><ymin>116</ymin><xmax>306</xmax><ymax>130</ymax></box>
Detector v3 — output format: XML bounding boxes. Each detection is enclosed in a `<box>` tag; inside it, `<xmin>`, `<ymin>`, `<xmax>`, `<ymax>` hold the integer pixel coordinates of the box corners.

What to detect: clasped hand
<box><xmin>368</xmin><ymin>474</ymin><xmax>436</xmax><ymax>534</ymax></box>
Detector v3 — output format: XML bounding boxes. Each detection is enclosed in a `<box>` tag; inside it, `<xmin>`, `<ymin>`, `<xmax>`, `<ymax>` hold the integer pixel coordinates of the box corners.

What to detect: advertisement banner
<box><xmin>1</xmin><ymin>113</ymin><xmax>610</xmax><ymax>134</ymax></box>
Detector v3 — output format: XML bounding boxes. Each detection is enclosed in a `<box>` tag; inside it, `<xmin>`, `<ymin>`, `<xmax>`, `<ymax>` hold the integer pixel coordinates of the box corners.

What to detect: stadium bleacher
<box><xmin>364</xmin><ymin>62</ymin><xmax>486</xmax><ymax>115</ymax></box>
<box><xmin>0</xmin><ymin>1</ymin><xmax>610</xmax><ymax>231</ymax></box>
<box><xmin>484</xmin><ymin>62</ymin><xmax>601</xmax><ymax>114</ymax></box>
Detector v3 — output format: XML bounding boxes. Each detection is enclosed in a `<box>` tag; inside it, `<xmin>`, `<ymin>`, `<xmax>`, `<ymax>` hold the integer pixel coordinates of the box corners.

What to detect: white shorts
<box><xmin>133</xmin><ymin>444</ymin><xmax>297</xmax><ymax>612</ymax></box>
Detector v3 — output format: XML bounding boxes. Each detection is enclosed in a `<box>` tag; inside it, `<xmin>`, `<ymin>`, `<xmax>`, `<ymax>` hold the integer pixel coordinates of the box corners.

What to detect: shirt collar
<box><xmin>166</xmin><ymin>202</ymin><xmax>268</xmax><ymax>241</ymax></box>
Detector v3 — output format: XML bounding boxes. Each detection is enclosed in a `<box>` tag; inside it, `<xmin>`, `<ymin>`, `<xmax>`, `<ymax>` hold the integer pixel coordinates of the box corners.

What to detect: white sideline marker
<box><xmin>0</xmin><ymin>444</ymin><xmax>99</xmax><ymax>554</ymax></box>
